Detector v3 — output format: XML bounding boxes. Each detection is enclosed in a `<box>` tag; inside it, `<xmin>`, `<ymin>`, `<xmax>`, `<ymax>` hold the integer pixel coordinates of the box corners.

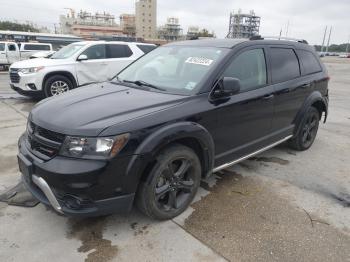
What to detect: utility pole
<box><xmin>321</xmin><ymin>26</ymin><xmax>327</xmax><ymax>53</ymax></box>
<box><xmin>325</xmin><ymin>26</ymin><xmax>332</xmax><ymax>53</ymax></box>
<box><xmin>285</xmin><ymin>20</ymin><xmax>289</xmax><ymax>37</ymax></box>
<box><xmin>279</xmin><ymin>28</ymin><xmax>282</xmax><ymax>39</ymax></box>
<box><xmin>346</xmin><ymin>35</ymin><xmax>350</xmax><ymax>54</ymax></box>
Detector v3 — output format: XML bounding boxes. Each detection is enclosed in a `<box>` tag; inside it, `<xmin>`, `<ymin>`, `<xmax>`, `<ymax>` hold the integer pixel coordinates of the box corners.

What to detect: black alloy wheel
<box><xmin>289</xmin><ymin>106</ymin><xmax>320</xmax><ymax>151</ymax></box>
<box><xmin>137</xmin><ymin>144</ymin><xmax>201</xmax><ymax>220</ymax></box>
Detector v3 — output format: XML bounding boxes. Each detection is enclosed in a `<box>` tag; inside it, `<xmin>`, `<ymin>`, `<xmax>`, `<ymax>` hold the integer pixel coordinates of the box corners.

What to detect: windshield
<box><xmin>51</xmin><ymin>43</ymin><xmax>85</xmax><ymax>59</ymax></box>
<box><xmin>116</xmin><ymin>45</ymin><xmax>228</xmax><ymax>95</ymax></box>
<box><xmin>0</xmin><ymin>43</ymin><xmax>4</xmax><ymax>51</ymax></box>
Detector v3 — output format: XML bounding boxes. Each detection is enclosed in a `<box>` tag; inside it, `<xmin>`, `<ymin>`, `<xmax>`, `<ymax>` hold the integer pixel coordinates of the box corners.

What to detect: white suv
<box><xmin>9</xmin><ymin>41</ymin><xmax>156</xmax><ymax>97</ymax></box>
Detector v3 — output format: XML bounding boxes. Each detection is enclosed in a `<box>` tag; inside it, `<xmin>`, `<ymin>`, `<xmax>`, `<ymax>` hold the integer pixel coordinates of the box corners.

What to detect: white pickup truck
<box><xmin>0</xmin><ymin>42</ymin><xmax>53</xmax><ymax>67</ymax></box>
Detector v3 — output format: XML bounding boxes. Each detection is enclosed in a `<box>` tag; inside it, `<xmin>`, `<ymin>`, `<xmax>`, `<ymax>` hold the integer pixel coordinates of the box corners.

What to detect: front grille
<box><xmin>26</xmin><ymin>122</ymin><xmax>65</xmax><ymax>160</ymax></box>
<box><xmin>10</xmin><ymin>69</ymin><xmax>20</xmax><ymax>83</ymax></box>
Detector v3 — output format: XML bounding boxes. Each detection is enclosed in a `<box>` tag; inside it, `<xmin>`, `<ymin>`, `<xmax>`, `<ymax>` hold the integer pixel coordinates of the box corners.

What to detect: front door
<box><xmin>75</xmin><ymin>44</ymin><xmax>109</xmax><ymax>86</ymax></box>
<box><xmin>211</xmin><ymin>47</ymin><xmax>275</xmax><ymax>167</ymax></box>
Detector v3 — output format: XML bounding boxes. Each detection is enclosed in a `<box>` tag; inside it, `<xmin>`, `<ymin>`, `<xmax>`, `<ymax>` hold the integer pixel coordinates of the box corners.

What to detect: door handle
<box><xmin>301</xmin><ymin>83</ymin><xmax>311</xmax><ymax>89</ymax></box>
<box><xmin>262</xmin><ymin>94</ymin><xmax>274</xmax><ymax>100</ymax></box>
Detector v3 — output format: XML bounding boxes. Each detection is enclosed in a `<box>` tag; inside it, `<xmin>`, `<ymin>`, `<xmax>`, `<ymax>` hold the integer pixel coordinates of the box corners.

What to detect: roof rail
<box><xmin>253</xmin><ymin>36</ymin><xmax>308</xmax><ymax>44</ymax></box>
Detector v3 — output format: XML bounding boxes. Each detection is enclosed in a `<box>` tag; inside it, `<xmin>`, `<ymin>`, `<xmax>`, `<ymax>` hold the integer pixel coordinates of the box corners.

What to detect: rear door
<box><xmin>106</xmin><ymin>44</ymin><xmax>136</xmax><ymax>78</ymax></box>
<box><xmin>212</xmin><ymin>46</ymin><xmax>275</xmax><ymax>166</ymax></box>
<box><xmin>6</xmin><ymin>43</ymin><xmax>20</xmax><ymax>64</ymax></box>
<box><xmin>268</xmin><ymin>46</ymin><xmax>308</xmax><ymax>136</ymax></box>
<box><xmin>75</xmin><ymin>44</ymin><xmax>109</xmax><ymax>85</ymax></box>
<box><xmin>0</xmin><ymin>43</ymin><xmax>7</xmax><ymax>64</ymax></box>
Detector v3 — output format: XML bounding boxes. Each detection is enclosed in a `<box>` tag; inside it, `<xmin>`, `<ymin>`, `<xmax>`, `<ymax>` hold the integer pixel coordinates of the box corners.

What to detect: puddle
<box><xmin>249</xmin><ymin>156</ymin><xmax>289</xmax><ymax>165</ymax></box>
<box><xmin>66</xmin><ymin>217</ymin><xmax>118</xmax><ymax>262</ymax></box>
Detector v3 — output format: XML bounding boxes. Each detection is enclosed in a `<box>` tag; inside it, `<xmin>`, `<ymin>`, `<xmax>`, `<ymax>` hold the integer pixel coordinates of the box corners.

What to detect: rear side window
<box><xmin>223</xmin><ymin>48</ymin><xmax>267</xmax><ymax>92</ymax></box>
<box><xmin>137</xmin><ymin>44</ymin><xmax>156</xmax><ymax>54</ymax></box>
<box><xmin>81</xmin><ymin>44</ymin><xmax>106</xmax><ymax>60</ymax></box>
<box><xmin>8</xmin><ymin>44</ymin><xmax>16</xmax><ymax>51</ymax></box>
<box><xmin>23</xmin><ymin>44</ymin><xmax>51</xmax><ymax>51</ymax></box>
<box><xmin>0</xmin><ymin>43</ymin><xmax>5</xmax><ymax>51</ymax></box>
<box><xmin>296</xmin><ymin>50</ymin><xmax>322</xmax><ymax>75</ymax></box>
<box><xmin>107</xmin><ymin>44</ymin><xmax>133</xmax><ymax>58</ymax></box>
<box><xmin>270</xmin><ymin>48</ymin><xmax>300</xmax><ymax>83</ymax></box>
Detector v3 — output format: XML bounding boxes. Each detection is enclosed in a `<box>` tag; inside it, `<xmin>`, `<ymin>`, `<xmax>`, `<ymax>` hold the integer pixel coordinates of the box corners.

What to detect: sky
<box><xmin>0</xmin><ymin>0</ymin><xmax>349</xmax><ymax>45</ymax></box>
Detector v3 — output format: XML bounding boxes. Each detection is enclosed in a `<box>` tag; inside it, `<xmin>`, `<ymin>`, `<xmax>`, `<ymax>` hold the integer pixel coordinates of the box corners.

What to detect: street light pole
<box><xmin>321</xmin><ymin>26</ymin><xmax>327</xmax><ymax>53</ymax></box>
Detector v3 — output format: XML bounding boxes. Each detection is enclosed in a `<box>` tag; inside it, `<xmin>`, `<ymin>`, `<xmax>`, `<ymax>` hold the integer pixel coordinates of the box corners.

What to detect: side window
<box><xmin>8</xmin><ymin>44</ymin><xmax>16</xmax><ymax>51</ymax></box>
<box><xmin>296</xmin><ymin>50</ymin><xmax>322</xmax><ymax>75</ymax></box>
<box><xmin>107</xmin><ymin>44</ymin><xmax>133</xmax><ymax>58</ymax></box>
<box><xmin>81</xmin><ymin>44</ymin><xmax>106</xmax><ymax>60</ymax></box>
<box><xmin>23</xmin><ymin>44</ymin><xmax>51</xmax><ymax>51</ymax></box>
<box><xmin>223</xmin><ymin>49</ymin><xmax>267</xmax><ymax>92</ymax></box>
<box><xmin>270</xmin><ymin>48</ymin><xmax>300</xmax><ymax>83</ymax></box>
<box><xmin>137</xmin><ymin>44</ymin><xmax>156</xmax><ymax>54</ymax></box>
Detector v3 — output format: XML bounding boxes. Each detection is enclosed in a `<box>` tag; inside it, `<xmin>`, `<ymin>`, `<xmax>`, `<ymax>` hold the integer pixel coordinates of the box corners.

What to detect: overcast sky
<box><xmin>0</xmin><ymin>0</ymin><xmax>349</xmax><ymax>45</ymax></box>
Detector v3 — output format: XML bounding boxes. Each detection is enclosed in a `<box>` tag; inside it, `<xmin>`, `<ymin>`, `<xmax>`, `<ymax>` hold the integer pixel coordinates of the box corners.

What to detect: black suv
<box><xmin>17</xmin><ymin>38</ymin><xmax>329</xmax><ymax>220</ymax></box>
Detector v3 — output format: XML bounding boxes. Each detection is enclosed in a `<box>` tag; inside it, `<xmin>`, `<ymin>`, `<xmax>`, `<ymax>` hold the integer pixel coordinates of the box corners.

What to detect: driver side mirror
<box><xmin>211</xmin><ymin>77</ymin><xmax>241</xmax><ymax>100</ymax></box>
<box><xmin>77</xmin><ymin>54</ymin><xmax>88</xmax><ymax>61</ymax></box>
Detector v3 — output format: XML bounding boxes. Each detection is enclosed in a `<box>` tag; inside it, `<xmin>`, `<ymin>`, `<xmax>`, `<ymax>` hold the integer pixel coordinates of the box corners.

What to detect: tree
<box><xmin>197</xmin><ymin>29</ymin><xmax>215</xmax><ymax>38</ymax></box>
<box><xmin>0</xmin><ymin>21</ymin><xmax>40</xmax><ymax>32</ymax></box>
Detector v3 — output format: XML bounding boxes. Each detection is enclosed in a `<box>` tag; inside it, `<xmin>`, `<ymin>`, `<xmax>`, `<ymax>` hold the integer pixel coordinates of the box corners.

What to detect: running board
<box><xmin>212</xmin><ymin>135</ymin><xmax>293</xmax><ymax>173</ymax></box>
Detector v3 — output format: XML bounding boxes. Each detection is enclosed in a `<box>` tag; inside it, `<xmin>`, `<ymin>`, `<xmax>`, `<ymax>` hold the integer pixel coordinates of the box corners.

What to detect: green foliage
<box><xmin>0</xmin><ymin>21</ymin><xmax>40</xmax><ymax>33</ymax></box>
<box><xmin>197</xmin><ymin>29</ymin><xmax>215</xmax><ymax>38</ymax></box>
<box><xmin>314</xmin><ymin>43</ymin><xmax>349</xmax><ymax>53</ymax></box>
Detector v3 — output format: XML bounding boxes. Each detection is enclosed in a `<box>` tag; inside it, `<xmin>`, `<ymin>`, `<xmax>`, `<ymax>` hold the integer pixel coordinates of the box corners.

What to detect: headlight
<box><xmin>19</xmin><ymin>66</ymin><xmax>45</xmax><ymax>74</ymax></box>
<box><xmin>59</xmin><ymin>133</ymin><xmax>130</xmax><ymax>159</ymax></box>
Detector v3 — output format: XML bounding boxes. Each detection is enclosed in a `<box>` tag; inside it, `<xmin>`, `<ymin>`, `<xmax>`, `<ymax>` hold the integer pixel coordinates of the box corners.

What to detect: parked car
<box><xmin>17</xmin><ymin>38</ymin><xmax>328</xmax><ymax>220</ymax></box>
<box><xmin>0</xmin><ymin>42</ymin><xmax>53</xmax><ymax>66</ymax></box>
<box><xmin>9</xmin><ymin>41</ymin><xmax>157</xmax><ymax>98</ymax></box>
<box><xmin>339</xmin><ymin>53</ymin><xmax>350</xmax><ymax>58</ymax></box>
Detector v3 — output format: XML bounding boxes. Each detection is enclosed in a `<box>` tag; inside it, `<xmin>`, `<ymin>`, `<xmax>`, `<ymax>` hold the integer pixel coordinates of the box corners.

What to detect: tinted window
<box><xmin>137</xmin><ymin>44</ymin><xmax>156</xmax><ymax>54</ymax></box>
<box><xmin>81</xmin><ymin>44</ymin><xmax>106</xmax><ymax>60</ymax></box>
<box><xmin>223</xmin><ymin>49</ymin><xmax>267</xmax><ymax>92</ymax></box>
<box><xmin>270</xmin><ymin>48</ymin><xmax>300</xmax><ymax>83</ymax></box>
<box><xmin>0</xmin><ymin>43</ymin><xmax>4</xmax><ymax>51</ymax></box>
<box><xmin>297</xmin><ymin>50</ymin><xmax>322</xmax><ymax>75</ymax></box>
<box><xmin>107</xmin><ymin>44</ymin><xmax>132</xmax><ymax>58</ymax></box>
<box><xmin>8</xmin><ymin>44</ymin><xmax>16</xmax><ymax>51</ymax></box>
<box><xmin>24</xmin><ymin>44</ymin><xmax>51</xmax><ymax>51</ymax></box>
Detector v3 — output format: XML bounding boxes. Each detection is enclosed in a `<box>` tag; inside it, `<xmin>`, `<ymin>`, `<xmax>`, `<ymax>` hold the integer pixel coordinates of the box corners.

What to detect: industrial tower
<box><xmin>227</xmin><ymin>10</ymin><xmax>260</xmax><ymax>39</ymax></box>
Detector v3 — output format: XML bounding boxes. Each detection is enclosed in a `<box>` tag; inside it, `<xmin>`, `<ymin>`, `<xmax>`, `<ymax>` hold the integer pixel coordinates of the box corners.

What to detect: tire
<box><xmin>43</xmin><ymin>75</ymin><xmax>74</xmax><ymax>97</ymax></box>
<box><xmin>136</xmin><ymin>144</ymin><xmax>201</xmax><ymax>220</ymax></box>
<box><xmin>289</xmin><ymin>106</ymin><xmax>320</xmax><ymax>151</ymax></box>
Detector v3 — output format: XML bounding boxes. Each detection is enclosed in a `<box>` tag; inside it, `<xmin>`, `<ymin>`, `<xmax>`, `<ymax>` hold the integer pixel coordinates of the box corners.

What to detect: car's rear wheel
<box><xmin>44</xmin><ymin>75</ymin><xmax>74</xmax><ymax>97</ymax></box>
<box><xmin>289</xmin><ymin>106</ymin><xmax>320</xmax><ymax>151</ymax></box>
<box><xmin>136</xmin><ymin>144</ymin><xmax>201</xmax><ymax>220</ymax></box>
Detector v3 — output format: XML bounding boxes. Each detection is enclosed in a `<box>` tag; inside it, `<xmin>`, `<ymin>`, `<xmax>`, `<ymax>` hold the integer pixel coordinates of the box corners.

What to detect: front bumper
<box><xmin>18</xmin><ymin>134</ymin><xmax>136</xmax><ymax>217</ymax></box>
<box><xmin>9</xmin><ymin>70</ymin><xmax>45</xmax><ymax>94</ymax></box>
<box><xmin>11</xmin><ymin>84</ymin><xmax>42</xmax><ymax>97</ymax></box>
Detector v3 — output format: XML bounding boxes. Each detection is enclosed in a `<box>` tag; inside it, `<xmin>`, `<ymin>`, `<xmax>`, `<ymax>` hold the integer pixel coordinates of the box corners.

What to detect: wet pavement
<box><xmin>0</xmin><ymin>57</ymin><xmax>349</xmax><ymax>261</ymax></box>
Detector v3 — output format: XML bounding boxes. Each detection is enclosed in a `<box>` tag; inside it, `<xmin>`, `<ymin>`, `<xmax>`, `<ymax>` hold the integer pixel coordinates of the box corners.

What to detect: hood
<box><xmin>10</xmin><ymin>57</ymin><xmax>71</xmax><ymax>68</ymax></box>
<box><xmin>31</xmin><ymin>82</ymin><xmax>187</xmax><ymax>136</ymax></box>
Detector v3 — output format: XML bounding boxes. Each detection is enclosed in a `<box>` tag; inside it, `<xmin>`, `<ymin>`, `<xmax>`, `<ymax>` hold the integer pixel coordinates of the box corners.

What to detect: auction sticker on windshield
<box><xmin>185</xmin><ymin>57</ymin><xmax>213</xmax><ymax>66</ymax></box>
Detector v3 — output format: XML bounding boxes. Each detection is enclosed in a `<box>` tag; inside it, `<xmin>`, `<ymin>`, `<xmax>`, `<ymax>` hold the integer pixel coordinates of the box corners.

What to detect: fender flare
<box><xmin>294</xmin><ymin>91</ymin><xmax>328</xmax><ymax>136</ymax></box>
<box><xmin>125</xmin><ymin>121</ymin><xmax>215</xmax><ymax>192</ymax></box>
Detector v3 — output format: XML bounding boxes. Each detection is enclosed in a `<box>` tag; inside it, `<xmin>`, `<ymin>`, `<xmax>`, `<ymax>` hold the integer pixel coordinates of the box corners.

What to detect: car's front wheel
<box><xmin>136</xmin><ymin>144</ymin><xmax>201</xmax><ymax>220</ymax></box>
<box><xmin>43</xmin><ymin>75</ymin><xmax>74</xmax><ymax>97</ymax></box>
<box><xmin>289</xmin><ymin>106</ymin><xmax>320</xmax><ymax>151</ymax></box>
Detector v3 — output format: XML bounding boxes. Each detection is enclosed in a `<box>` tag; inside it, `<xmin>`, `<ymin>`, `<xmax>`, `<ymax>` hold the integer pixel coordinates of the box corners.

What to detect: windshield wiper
<box><xmin>122</xmin><ymin>79</ymin><xmax>165</xmax><ymax>91</ymax></box>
